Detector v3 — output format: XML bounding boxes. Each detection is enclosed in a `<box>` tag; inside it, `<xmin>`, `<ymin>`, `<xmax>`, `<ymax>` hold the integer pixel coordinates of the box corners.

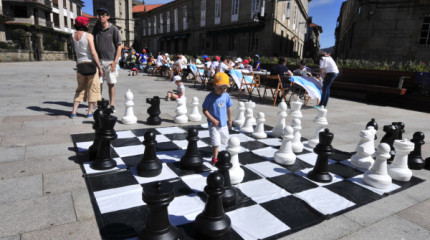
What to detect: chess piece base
<box><xmin>180</xmin><ymin>156</ymin><xmax>203</xmax><ymax>170</ymax></box>
<box><xmin>137</xmin><ymin>161</ymin><xmax>162</xmax><ymax>177</ymax></box>
<box><xmin>274</xmin><ymin>152</ymin><xmax>296</xmax><ymax>165</ymax></box>
<box><xmin>307</xmin><ymin>170</ymin><xmax>332</xmax><ymax>183</ymax></box>
<box><xmin>174</xmin><ymin>116</ymin><xmax>188</xmax><ymax>124</ymax></box>
<box><xmin>147</xmin><ymin>117</ymin><xmax>161</xmax><ymax>125</ymax></box>
<box><xmin>408</xmin><ymin>157</ymin><xmax>425</xmax><ymax>170</ymax></box>
<box><xmin>189</xmin><ymin>114</ymin><xmax>202</xmax><ymax>122</ymax></box>
<box><xmin>363</xmin><ymin>172</ymin><xmax>392</xmax><ymax>189</ymax></box>
<box><xmin>122</xmin><ymin>116</ymin><xmax>137</xmax><ymax>125</ymax></box>
<box><xmin>252</xmin><ymin>132</ymin><xmax>267</xmax><ymax>139</ymax></box>
<box><xmin>194</xmin><ymin>214</ymin><xmax>231</xmax><ymax>239</ymax></box>
<box><xmin>229</xmin><ymin>169</ymin><xmax>245</xmax><ymax>185</ymax></box>
<box><xmin>91</xmin><ymin>158</ymin><xmax>117</xmax><ymax>170</ymax></box>
<box><xmin>387</xmin><ymin>166</ymin><xmax>412</xmax><ymax>182</ymax></box>
<box><xmin>138</xmin><ymin>225</ymin><xmax>179</xmax><ymax>240</ymax></box>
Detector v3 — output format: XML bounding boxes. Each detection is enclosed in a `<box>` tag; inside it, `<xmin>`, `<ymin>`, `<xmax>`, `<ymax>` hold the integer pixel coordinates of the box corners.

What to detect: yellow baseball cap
<box><xmin>213</xmin><ymin>72</ymin><xmax>230</xmax><ymax>86</ymax></box>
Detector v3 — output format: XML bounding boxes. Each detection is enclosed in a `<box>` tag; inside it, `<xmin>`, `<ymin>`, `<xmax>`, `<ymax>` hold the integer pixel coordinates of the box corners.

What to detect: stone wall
<box><xmin>0</xmin><ymin>49</ymin><xmax>69</xmax><ymax>62</ymax></box>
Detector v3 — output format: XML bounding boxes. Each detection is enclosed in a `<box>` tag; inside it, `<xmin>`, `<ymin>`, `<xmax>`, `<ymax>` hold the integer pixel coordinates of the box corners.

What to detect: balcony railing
<box><xmin>3</xmin><ymin>0</ymin><xmax>52</xmax><ymax>7</ymax></box>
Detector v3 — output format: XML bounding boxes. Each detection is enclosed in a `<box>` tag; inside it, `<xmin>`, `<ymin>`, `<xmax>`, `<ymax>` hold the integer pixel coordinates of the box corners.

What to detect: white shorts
<box><xmin>209</xmin><ymin>125</ymin><xmax>230</xmax><ymax>147</ymax></box>
<box><xmin>100</xmin><ymin>60</ymin><xmax>118</xmax><ymax>84</ymax></box>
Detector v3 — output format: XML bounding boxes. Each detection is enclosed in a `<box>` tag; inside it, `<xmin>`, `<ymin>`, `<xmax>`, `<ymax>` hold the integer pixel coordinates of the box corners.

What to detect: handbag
<box><xmin>77</xmin><ymin>62</ymin><xmax>97</xmax><ymax>76</ymax></box>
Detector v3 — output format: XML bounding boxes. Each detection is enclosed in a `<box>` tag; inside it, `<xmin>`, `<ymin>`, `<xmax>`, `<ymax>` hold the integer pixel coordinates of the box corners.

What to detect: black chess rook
<box><xmin>88</xmin><ymin>99</ymin><xmax>110</xmax><ymax>161</ymax></box>
<box><xmin>408</xmin><ymin>131</ymin><xmax>425</xmax><ymax>170</ymax></box>
<box><xmin>91</xmin><ymin>108</ymin><xmax>118</xmax><ymax>170</ymax></box>
<box><xmin>146</xmin><ymin>96</ymin><xmax>162</xmax><ymax>125</ymax></box>
<box><xmin>366</xmin><ymin>118</ymin><xmax>378</xmax><ymax>140</ymax></box>
<box><xmin>137</xmin><ymin>130</ymin><xmax>163</xmax><ymax>177</ymax></box>
<box><xmin>180</xmin><ymin>128</ymin><xmax>204</xmax><ymax>170</ymax></box>
<box><xmin>307</xmin><ymin>128</ymin><xmax>334</xmax><ymax>183</ymax></box>
<box><xmin>215</xmin><ymin>151</ymin><xmax>238</xmax><ymax>208</ymax></box>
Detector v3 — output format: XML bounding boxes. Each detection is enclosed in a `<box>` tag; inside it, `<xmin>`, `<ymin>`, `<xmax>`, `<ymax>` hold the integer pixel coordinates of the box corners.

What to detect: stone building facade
<box><xmin>134</xmin><ymin>0</ymin><xmax>311</xmax><ymax>58</ymax></box>
<box><xmin>93</xmin><ymin>0</ymin><xmax>134</xmax><ymax>48</ymax></box>
<box><xmin>334</xmin><ymin>0</ymin><xmax>430</xmax><ymax>61</ymax></box>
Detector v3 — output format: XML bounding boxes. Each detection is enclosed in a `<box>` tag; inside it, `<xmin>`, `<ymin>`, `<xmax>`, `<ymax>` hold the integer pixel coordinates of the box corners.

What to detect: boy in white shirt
<box><xmin>166</xmin><ymin>75</ymin><xmax>185</xmax><ymax>101</ymax></box>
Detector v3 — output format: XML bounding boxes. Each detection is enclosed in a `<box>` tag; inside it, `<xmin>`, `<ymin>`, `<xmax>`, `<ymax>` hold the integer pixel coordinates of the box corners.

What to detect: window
<box><xmin>287</xmin><ymin>0</ymin><xmax>292</xmax><ymax>25</ymax></box>
<box><xmin>64</xmin><ymin>16</ymin><xmax>68</xmax><ymax>27</ymax></box>
<box><xmin>249</xmin><ymin>32</ymin><xmax>259</xmax><ymax>51</ymax></box>
<box><xmin>183</xmin><ymin>6</ymin><xmax>188</xmax><ymax>30</ymax></box>
<box><xmin>231</xmin><ymin>0</ymin><xmax>239</xmax><ymax>22</ymax></box>
<box><xmin>13</xmin><ymin>6</ymin><xmax>27</xmax><ymax>18</ymax></box>
<box><xmin>53</xmin><ymin>13</ymin><xmax>60</xmax><ymax>27</ymax></box>
<box><xmin>159</xmin><ymin>13</ymin><xmax>163</xmax><ymax>33</ymax></box>
<box><xmin>283</xmin><ymin>0</ymin><xmax>291</xmax><ymax>21</ymax></box>
<box><xmin>142</xmin><ymin>19</ymin><xmax>146</xmax><ymax>36</ymax></box>
<box><xmin>167</xmin><ymin>11</ymin><xmax>170</xmax><ymax>33</ymax></box>
<box><xmin>53</xmin><ymin>0</ymin><xmax>58</xmax><ymax>8</ymax></box>
<box><xmin>200</xmin><ymin>0</ymin><xmax>206</xmax><ymax>27</ymax></box>
<box><xmin>251</xmin><ymin>0</ymin><xmax>260</xmax><ymax>18</ymax></box>
<box><xmin>153</xmin><ymin>16</ymin><xmax>157</xmax><ymax>34</ymax></box>
<box><xmin>148</xmin><ymin>20</ymin><xmax>151</xmax><ymax>35</ymax></box>
<box><xmin>77</xmin><ymin>6</ymin><xmax>81</xmax><ymax>15</ymax></box>
<box><xmin>70</xmin><ymin>2</ymin><xmax>73</xmax><ymax>12</ymax></box>
<box><xmin>71</xmin><ymin>19</ymin><xmax>74</xmax><ymax>28</ymax></box>
<box><xmin>174</xmin><ymin>8</ymin><xmax>178</xmax><ymax>31</ymax></box>
<box><xmin>419</xmin><ymin>17</ymin><xmax>430</xmax><ymax>46</ymax></box>
<box><xmin>215</xmin><ymin>0</ymin><xmax>221</xmax><ymax>24</ymax></box>
<box><xmin>293</xmin><ymin>5</ymin><xmax>297</xmax><ymax>29</ymax></box>
<box><xmin>63</xmin><ymin>0</ymin><xmax>67</xmax><ymax>9</ymax></box>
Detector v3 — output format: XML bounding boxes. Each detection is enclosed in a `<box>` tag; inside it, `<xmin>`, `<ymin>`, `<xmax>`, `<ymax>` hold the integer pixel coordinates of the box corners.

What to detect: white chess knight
<box><xmin>252</xmin><ymin>112</ymin><xmax>267</xmax><ymax>139</ymax></box>
<box><xmin>271</xmin><ymin>99</ymin><xmax>288</xmax><ymax>138</ymax></box>
<box><xmin>291</xmin><ymin>118</ymin><xmax>304</xmax><ymax>153</ymax></box>
<box><xmin>364</xmin><ymin>143</ymin><xmax>392</xmax><ymax>189</ymax></box>
<box><xmin>188</xmin><ymin>97</ymin><xmax>202</xmax><ymax>122</ymax></box>
<box><xmin>246</xmin><ymin>100</ymin><xmax>256</xmax><ymax>125</ymax></box>
<box><xmin>388</xmin><ymin>138</ymin><xmax>415</xmax><ymax>182</ymax></box>
<box><xmin>240</xmin><ymin>108</ymin><xmax>254</xmax><ymax>133</ymax></box>
<box><xmin>227</xmin><ymin>136</ymin><xmax>244</xmax><ymax>184</ymax></box>
<box><xmin>274</xmin><ymin>126</ymin><xmax>296</xmax><ymax>165</ymax></box>
<box><xmin>289</xmin><ymin>99</ymin><xmax>303</xmax><ymax>119</ymax></box>
<box><xmin>121</xmin><ymin>89</ymin><xmax>137</xmax><ymax>124</ymax></box>
<box><xmin>233</xmin><ymin>101</ymin><xmax>245</xmax><ymax>127</ymax></box>
<box><xmin>174</xmin><ymin>96</ymin><xmax>188</xmax><ymax>124</ymax></box>
<box><xmin>308</xmin><ymin>106</ymin><xmax>328</xmax><ymax>148</ymax></box>
<box><xmin>350</xmin><ymin>127</ymin><xmax>377</xmax><ymax>170</ymax></box>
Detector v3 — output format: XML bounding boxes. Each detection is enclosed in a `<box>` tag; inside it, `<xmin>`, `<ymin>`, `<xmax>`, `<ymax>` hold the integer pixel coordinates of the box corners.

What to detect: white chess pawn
<box><xmin>174</xmin><ymin>97</ymin><xmax>188</xmax><ymax>124</ymax></box>
<box><xmin>364</xmin><ymin>143</ymin><xmax>392</xmax><ymax>189</ymax></box>
<box><xmin>252</xmin><ymin>112</ymin><xmax>267</xmax><ymax>139</ymax></box>
<box><xmin>233</xmin><ymin>102</ymin><xmax>245</xmax><ymax>127</ymax></box>
<box><xmin>121</xmin><ymin>89</ymin><xmax>137</xmax><ymax>124</ymax></box>
<box><xmin>274</xmin><ymin>126</ymin><xmax>296</xmax><ymax>165</ymax></box>
<box><xmin>240</xmin><ymin>108</ymin><xmax>254</xmax><ymax>133</ymax></box>
<box><xmin>350</xmin><ymin>127</ymin><xmax>377</xmax><ymax>170</ymax></box>
<box><xmin>271</xmin><ymin>100</ymin><xmax>288</xmax><ymax>138</ymax></box>
<box><xmin>291</xmin><ymin>118</ymin><xmax>304</xmax><ymax>153</ymax></box>
<box><xmin>388</xmin><ymin>139</ymin><xmax>415</xmax><ymax>182</ymax></box>
<box><xmin>189</xmin><ymin>97</ymin><xmax>202</xmax><ymax>122</ymax></box>
<box><xmin>247</xmin><ymin>100</ymin><xmax>256</xmax><ymax>125</ymax></box>
<box><xmin>308</xmin><ymin>107</ymin><xmax>328</xmax><ymax>148</ymax></box>
<box><xmin>227</xmin><ymin>136</ymin><xmax>244</xmax><ymax>184</ymax></box>
<box><xmin>289</xmin><ymin>100</ymin><xmax>303</xmax><ymax>119</ymax></box>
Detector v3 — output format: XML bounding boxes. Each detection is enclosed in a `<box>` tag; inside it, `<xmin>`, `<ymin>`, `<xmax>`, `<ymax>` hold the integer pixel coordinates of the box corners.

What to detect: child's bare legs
<box><xmin>88</xmin><ymin>102</ymin><xmax>95</xmax><ymax>114</ymax></box>
<box><xmin>212</xmin><ymin>146</ymin><xmax>219</xmax><ymax>159</ymax></box>
<box><xmin>72</xmin><ymin>101</ymin><xmax>80</xmax><ymax>114</ymax></box>
<box><xmin>166</xmin><ymin>91</ymin><xmax>179</xmax><ymax>100</ymax></box>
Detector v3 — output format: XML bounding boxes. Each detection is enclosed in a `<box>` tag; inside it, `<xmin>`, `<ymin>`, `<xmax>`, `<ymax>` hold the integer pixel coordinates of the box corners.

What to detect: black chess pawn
<box><xmin>366</xmin><ymin>118</ymin><xmax>378</xmax><ymax>140</ymax></box>
<box><xmin>137</xmin><ymin>130</ymin><xmax>163</xmax><ymax>177</ymax></box>
<box><xmin>138</xmin><ymin>181</ymin><xmax>179</xmax><ymax>240</ymax></box>
<box><xmin>215</xmin><ymin>151</ymin><xmax>238</xmax><ymax>208</ymax></box>
<box><xmin>91</xmin><ymin>108</ymin><xmax>118</xmax><ymax>170</ymax></box>
<box><xmin>88</xmin><ymin>99</ymin><xmax>110</xmax><ymax>161</ymax></box>
<box><xmin>408</xmin><ymin>132</ymin><xmax>425</xmax><ymax>170</ymax></box>
<box><xmin>194</xmin><ymin>172</ymin><xmax>231</xmax><ymax>239</ymax></box>
<box><xmin>380</xmin><ymin>124</ymin><xmax>399</xmax><ymax>163</ymax></box>
<box><xmin>147</xmin><ymin>96</ymin><xmax>161</xmax><ymax>125</ymax></box>
<box><xmin>307</xmin><ymin>128</ymin><xmax>334</xmax><ymax>183</ymax></box>
<box><xmin>180</xmin><ymin>128</ymin><xmax>204</xmax><ymax>170</ymax></box>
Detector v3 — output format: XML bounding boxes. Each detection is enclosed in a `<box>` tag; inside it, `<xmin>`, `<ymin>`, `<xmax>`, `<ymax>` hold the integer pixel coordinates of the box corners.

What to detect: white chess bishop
<box><xmin>252</xmin><ymin>112</ymin><xmax>267</xmax><ymax>139</ymax></box>
<box><xmin>291</xmin><ymin>118</ymin><xmax>304</xmax><ymax>153</ymax></box>
<box><xmin>240</xmin><ymin>108</ymin><xmax>254</xmax><ymax>133</ymax></box>
<box><xmin>350</xmin><ymin>127</ymin><xmax>377</xmax><ymax>170</ymax></box>
<box><xmin>274</xmin><ymin>126</ymin><xmax>296</xmax><ymax>165</ymax></box>
<box><xmin>289</xmin><ymin>100</ymin><xmax>303</xmax><ymax>119</ymax></box>
<box><xmin>364</xmin><ymin>143</ymin><xmax>392</xmax><ymax>189</ymax></box>
<box><xmin>121</xmin><ymin>89</ymin><xmax>137</xmax><ymax>124</ymax></box>
<box><xmin>308</xmin><ymin>106</ymin><xmax>328</xmax><ymax>148</ymax></box>
<box><xmin>388</xmin><ymin>139</ymin><xmax>415</xmax><ymax>182</ymax></box>
<box><xmin>233</xmin><ymin>102</ymin><xmax>245</xmax><ymax>127</ymax></box>
<box><xmin>227</xmin><ymin>136</ymin><xmax>244</xmax><ymax>184</ymax></box>
<box><xmin>174</xmin><ymin>96</ymin><xmax>188</xmax><ymax>124</ymax></box>
<box><xmin>188</xmin><ymin>97</ymin><xmax>202</xmax><ymax>122</ymax></box>
<box><xmin>271</xmin><ymin>100</ymin><xmax>288</xmax><ymax>138</ymax></box>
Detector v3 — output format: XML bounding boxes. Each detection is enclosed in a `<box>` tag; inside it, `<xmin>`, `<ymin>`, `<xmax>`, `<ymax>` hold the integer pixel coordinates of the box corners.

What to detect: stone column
<box><xmin>25</xmin><ymin>32</ymin><xmax>34</xmax><ymax>61</ymax></box>
<box><xmin>62</xmin><ymin>38</ymin><xmax>68</xmax><ymax>60</ymax></box>
<box><xmin>36</xmin><ymin>33</ymin><xmax>43</xmax><ymax>61</ymax></box>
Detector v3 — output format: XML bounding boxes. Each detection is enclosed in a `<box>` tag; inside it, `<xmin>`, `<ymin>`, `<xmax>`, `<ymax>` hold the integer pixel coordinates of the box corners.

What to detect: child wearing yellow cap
<box><xmin>202</xmin><ymin>72</ymin><xmax>233</xmax><ymax>165</ymax></box>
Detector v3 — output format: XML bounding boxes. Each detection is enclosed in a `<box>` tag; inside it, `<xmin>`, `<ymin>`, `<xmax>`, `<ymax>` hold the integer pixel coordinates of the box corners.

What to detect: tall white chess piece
<box><xmin>388</xmin><ymin>139</ymin><xmax>414</xmax><ymax>181</ymax></box>
<box><xmin>233</xmin><ymin>102</ymin><xmax>246</xmax><ymax>127</ymax></box>
<box><xmin>240</xmin><ymin>108</ymin><xmax>254</xmax><ymax>133</ymax></box>
<box><xmin>350</xmin><ymin>127</ymin><xmax>377</xmax><ymax>170</ymax></box>
<box><xmin>174</xmin><ymin>97</ymin><xmax>188</xmax><ymax>124</ymax></box>
<box><xmin>272</xmin><ymin>100</ymin><xmax>288</xmax><ymax>138</ymax></box>
<box><xmin>252</xmin><ymin>112</ymin><xmax>267</xmax><ymax>139</ymax></box>
<box><xmin>227</xmin><ymin>136</ymin><xmax>244</xmax><ymax>184</ymax></box>
<box><xmin>274</xmin><ymin>126</ymin><xmax>296</xmax><ymax>165</ymax></box>
<box><xmin>364</xmin><ymin>143</ymin><xmax>392</xmax><ymax>189</ymax></box>
<box><xmin>291</xmin><ymin>118</ymin><xmax>304</xmax><ymax>153</ymax></box>
<box><xmin>122</xmin><ymin>89</ymin><xmax>137</xmax><ymax>124</ymax></box>
<box><xmin>308</xmin><ymin>107</ymin><xmax>328</xmax><ymax>148</ymax></box>
<box><xmin>189</xmin><ymin>97</ymin><xmax>202</xmax><ymax>122</ymax></box>
<box><xmin>247</xmin><ymin>100</ymin><xmax>256</xmax><ymax>125</ymax></box>
<box><xmin>289</xmin><ymin>100</ymin><xmax>303</xmax><ymax>119</ymax></box>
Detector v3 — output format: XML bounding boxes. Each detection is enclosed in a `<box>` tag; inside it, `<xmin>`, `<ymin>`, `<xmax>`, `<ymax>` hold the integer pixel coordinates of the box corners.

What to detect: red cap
<box><xmin>75</xmin><ymin>16</ymin><xmax>90</xmax><ymax>28</ymax></box>
<box><xmin>205</xmin><ymin>57</ymin><xmax>210</xmax><ymax>61</ymax></box>
<box><xmin>243</xmin><ymin>60</ymin><xmax>249</xmax><ymax>64</ymax></box>
<box><xmin>142</xmin><ymin>49</ymin><xmax>146</xmax><ymax>53</ymax></box>
<box><xmin>215</xmin><ymin>56</ymin><xmax>220</xmax><ymax>61</ymax></box>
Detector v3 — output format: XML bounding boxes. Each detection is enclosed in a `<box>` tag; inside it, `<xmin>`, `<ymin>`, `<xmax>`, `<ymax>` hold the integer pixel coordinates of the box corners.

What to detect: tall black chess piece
<box><xmin>88</xmin><ymin>99</ymin><xmax>110</xmax><ymax>161</ymax></box>
<box><xmin>408</xmin><ymin>132</ymin><xmax>425</xmax><ymax>170</ymax></box>
<box><xmin>138</xmin><ymin>181</ymin><xmax>179</xmax><ymax>240</ymax></box>
<box><xmin>147</xmin><ymin>96</ymin><xmax>161</xmax><ymax>125</ymax></box>
<box><xmin>393</xmin><ymin>122</ymin><xmax>405</xmax><ymax>140</ymax></box>
<box><xmin>424</xmin><ymin>157</ymin><xmax>430</xmax><ymax>170</ymax></box>
<box><xmin>137</xmin><ymin>130</ymin><xmax>163</xmax><ymax>177</ymax></box>
<box><xmin>307</xmin><ymin>128</ymin><xmax>334</xmax><ymax>183</ymax></box>
<box><xmin>215</xmin><ymin>151</ymin><xmax>238</xmax><ymax>208</ymax></box>
<box><xmin>180</xmin><ymin>128</ymin><xmax>204</xmax><ymax>170</ymax></box>
<box><xmin>194</xmin><ymin>172</ymin><xmax>231</xmax><ymax>239</ymax></box>
<box><xmin>91</xmin><ymin>108</ymin><xmax>117</xmax><ymax>170</ymax></box>
<box><xmin>366</xmin><ymin>118</ymin><xmax>378</xmax><ymax>140</ymax></box>
<box><xmin>380</xmin><ymin>124</ymin><xmax>399</xmax><ymax>162</ymax></box>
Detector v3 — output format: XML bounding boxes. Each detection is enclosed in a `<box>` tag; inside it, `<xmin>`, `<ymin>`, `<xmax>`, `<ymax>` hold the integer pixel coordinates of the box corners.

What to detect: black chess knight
<box><xmin>380</xmin><ymin>123</ymin><xmax>399</xmax><ymax>162</ymax></box>
<box><xmin>146</xmin><ymin>96</ymin><xmax>161</xmax><ymax>125</ymax></box>
<box><xmin>91</xmin><ymin>107</ymin><xmax>117</xmax><ymax>170</ymax></box>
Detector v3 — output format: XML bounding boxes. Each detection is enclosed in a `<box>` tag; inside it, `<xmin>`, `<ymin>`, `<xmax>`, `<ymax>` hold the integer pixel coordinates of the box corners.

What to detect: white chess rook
<box><xmin>272</xmin><ymin>100</ymin><xmax>288</xmax><ymax>138</ymax></box>
<box><xmin>274</xmin><ymin>126</ymin><xmax>296</xmax><ymax>165</ymax></box>
<box><xmin>122</xmin><ymin>89</ymin><xmax>137</xmax><ymax>124</ymax></box>
<box><xmin>291</xmin><ymin>118</ymin><xmax>304</xmax><ymax>153</ymax></box>
<box><xmin>233</xmin><ymin>102</ymin><xmax>246</xmax><ymax>127</ymax></box>
<box><xmin>351</xmin><ymin>127</ymin><xmax>377</xmax><ymax>170</ymax></box>
<box><xmin>174</xmin><ymin>97</ymin><xmax>188</xmax><ymax>124</ymax></box>
<box><xmin>364</xmin><ymin>143</ymin><xmax>392</xmax><ymax>189</ymax></box>
<box><xmin>252</xmin><ymin>112</ymin><xmax>267</xmax><ymax>139</ymax></box>
<box><xmin>227</xmin><ymin>136</ymin><xmax>244</xmax><ymax>184</ymax></box>
<box><xmin>308</xmin><ymin>107</ymin><xmax>328</xmax><ymax>148</ymax></box>
<box><xmin>189</xmin><ymin>96</ymin><xmax>202</xmax><ymax>122</ymax></box>
<box><xmin>240</xmin><ymin>108</ymin><xmax>254</xmax><ymax>133</ymax></box>
<box><xmin>388</xmin><ymin>139</ymin><xmax>415</xmax><ymax>182</ymax></box>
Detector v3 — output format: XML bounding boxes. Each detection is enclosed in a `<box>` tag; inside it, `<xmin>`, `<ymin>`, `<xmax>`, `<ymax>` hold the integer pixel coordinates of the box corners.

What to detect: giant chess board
<box><xmin>71</xmin><ymin>124</ymin><xmax>424</xmax><ymax>240</ymax></box>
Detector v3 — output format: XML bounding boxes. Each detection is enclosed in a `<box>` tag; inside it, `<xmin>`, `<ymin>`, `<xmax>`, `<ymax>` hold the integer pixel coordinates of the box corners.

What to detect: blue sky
<box><xmin>83</xmin><ymin>0</ymin><xmax>342</xmax><ymax>48</ymax></box>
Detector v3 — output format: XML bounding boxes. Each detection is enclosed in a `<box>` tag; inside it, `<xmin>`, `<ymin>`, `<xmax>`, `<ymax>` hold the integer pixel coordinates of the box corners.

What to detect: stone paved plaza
<box><xmin>0</xmin><ymin>61</ymin><xmax>429</xmax><ymax>240</ymax></box>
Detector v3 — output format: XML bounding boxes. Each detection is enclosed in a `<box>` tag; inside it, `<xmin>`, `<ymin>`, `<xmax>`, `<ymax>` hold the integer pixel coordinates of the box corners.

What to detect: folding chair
<box><xmin>262</xmin><ymin>74</ymin><xmax>290</xmax><ymax>106</ymax></box>
<box><xmin>238</xmin><ymin>72</ymin><xmax>261</xmax><ymax>100</ymax></box>
<box><xmin>169</xmin><ymin>65</ymin><xmax>183</xmax><ymax>81</ymax></box>
<box><xmin>152</xmin><ymin>65</ymin><xmax>161</xmax><ymax>76</ymax></box>
<box><xmin>194</xmin><ymin>66</ymin><xmax>206</xmax><ymax>88</ymax></box>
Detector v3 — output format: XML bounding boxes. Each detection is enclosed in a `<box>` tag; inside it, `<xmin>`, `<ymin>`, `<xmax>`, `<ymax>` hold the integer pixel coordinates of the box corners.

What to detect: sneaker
<box><xmin>110</xmin><ymin>106</ymin><xmax>116</xmax><ymax>113</ymax></box>
<box><xmin>70</xmin><ymin>113</ymin><xmax>77</xmax><ymax>119</ymax></box>
<box><xmin>87</xmin><ymin>113</ymin><xmax>94</xmax><ymax>118</ymax></box>
<box><xmin>211</xmin><ymin>157</ymin><xmax>218</xmax><ymax>165</ymax></box>
<box><xmin>313</xmin><ymin>105</ymin><xmax>322</xmax><ymax>109</ymax></box>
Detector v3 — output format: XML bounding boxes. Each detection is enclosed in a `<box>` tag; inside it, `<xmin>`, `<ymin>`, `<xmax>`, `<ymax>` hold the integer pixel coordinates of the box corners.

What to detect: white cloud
<box><xmin>309</xmin><ymin>0</ymin><xmax>338</xmax><ymax>8</ymax></box>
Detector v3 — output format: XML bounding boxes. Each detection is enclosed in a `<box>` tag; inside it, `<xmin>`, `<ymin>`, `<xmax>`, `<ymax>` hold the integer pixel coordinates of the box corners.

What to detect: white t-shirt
<box><xmin>156</xmin><ymin>55</ymin><xmax>164</xmax><ymax>67</ymax></box>
<box><xmin>210</xmin><ymin>61</ymin><xmax>219</xmax><ymax>72</ymax></box>
<box><xmin>180</xmin><ymin>56</ymin><xmax>188</xmax><ymax>65</ymax></box>
<box><xmin>319</xmin><ymin>56</ymin><xmax>339</xmax><ymax>74</ymax></box>
<box><xmin>218</xmin><ymin>62</ymin><xmax>230</xmax><ymax>73</ymax></box>
<box><xmin>177</xmin><ymin>83</ymin><xmax>185</xmax><ymax>95</ymax></box>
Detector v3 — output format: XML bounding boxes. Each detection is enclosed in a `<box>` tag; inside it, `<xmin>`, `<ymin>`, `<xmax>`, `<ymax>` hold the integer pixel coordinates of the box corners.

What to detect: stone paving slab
<box><xmin>43</xmin><ymin>169</ymin><xmax>87</xmax><ymax>195</ymax></box>
<box><xmin>0</xmin><ymin>134</ymin><xmax>71</xmax><ymax>148</ymax></box>
<box><xmin>72</xmin><ymin>189</ymin><xmax>96</xmax><ymax>222</ymax></box>
<box><xmin>0</xmin><ymin>175</ymin><xmax>42</xmax><ymax>204</ymax></box>
<box><xmin>0</xmin><ymin>147</ymin><xmax>25</xmax><ymax>163</ymax></box>
<box><xmin>397</xmin><ymin>199</ymin><xmax>430</xmax><ymax>231</ymax></box>
<box><xmin>25</xmin><ymin>143</ymin><xmax>73</xmax><ymax>159</ymax></box>
<box><xmin>0</xmin><ymin>236</ymin><xmax>20</xmax><ymax>240</ymax></box>
<box><xmin>20</xmin><ymin>219</ymin><xmax>101</xmax><ymax>240</ymax></box>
